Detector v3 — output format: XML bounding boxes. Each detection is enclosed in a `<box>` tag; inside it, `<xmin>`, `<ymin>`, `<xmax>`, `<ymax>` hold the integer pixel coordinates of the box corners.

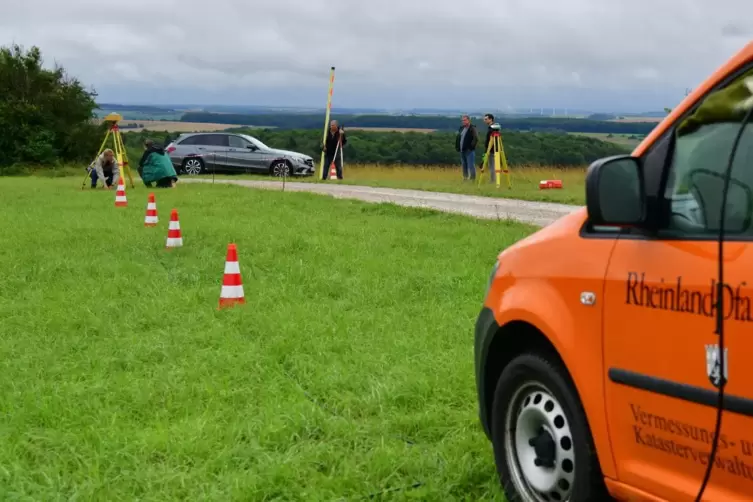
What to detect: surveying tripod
<box><xmin>479</xmin><ymin>127</ymin><xmax>512</xmax><ymax>189</ymax></box>
<box><xmin>81</xmin><ymin>112</ymin><xmax>136</xmax><ymax>190</ymax></box>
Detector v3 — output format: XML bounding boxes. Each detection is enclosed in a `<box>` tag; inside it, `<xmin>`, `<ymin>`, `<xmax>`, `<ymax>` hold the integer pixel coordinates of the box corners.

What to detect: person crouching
<box><xmin>139</xmin><ymin>139</ymin><xmax>179</xmax><ymax>188</ymax></box>
<box><xmin>90</xmin><ymin>148</ymin><xmax>120</xmax><ymax>189</ymax></box>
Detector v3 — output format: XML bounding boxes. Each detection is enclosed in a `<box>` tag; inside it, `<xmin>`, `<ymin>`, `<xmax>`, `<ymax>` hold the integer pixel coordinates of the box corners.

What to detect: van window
<box><xmin>664</xmin><ymin>71</ymin><xmax>753</xmax><ymax>236</ymax></box>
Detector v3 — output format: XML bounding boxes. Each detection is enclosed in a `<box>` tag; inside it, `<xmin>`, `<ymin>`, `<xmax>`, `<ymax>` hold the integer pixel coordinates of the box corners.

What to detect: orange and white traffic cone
<box><xmin>219</xmin><ymin>243</ymin><xmax>245</xmax><ymax>309</ymax></box>
<box><xmin>165</xmin><ymin>209</ymin><xmax>183</xmax><ymax>248</ymax></box>
<box><xmin>328</xmin><ymin>162</ymin><xmax>338</xmax><ymax>180</ymax></box>
<box><xmin>144</xmin><ymin>193</ymin><xmax>158</xmax><ymax>226</ymax></box>
<box><xmin>114</xmin><ymin>178</ymin><xmax>127</xmax><ymax>207</ymax></box>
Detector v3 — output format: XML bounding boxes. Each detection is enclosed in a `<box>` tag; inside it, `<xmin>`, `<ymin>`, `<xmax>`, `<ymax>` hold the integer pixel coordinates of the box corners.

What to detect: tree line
<box><xmin>181</xmin><ymin>111</ymin><xmax>659</xmax><ymax>135</ymax></box>
<box><xmin>120</xmin><ymin>127</ymin><xmax>629</xmax><ymax>167</ymax></box>
<box><xmin>0</xmin><ymin>44</ymin><xmax>104</xmax><ymax>169</ymax></box>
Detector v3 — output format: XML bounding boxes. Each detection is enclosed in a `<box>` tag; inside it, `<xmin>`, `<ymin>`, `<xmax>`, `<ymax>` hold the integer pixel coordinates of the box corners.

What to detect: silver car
<box><xmin>166</xmin><ymin>132</ymin><xmax>315</xmax><ymax>177</ymax></box>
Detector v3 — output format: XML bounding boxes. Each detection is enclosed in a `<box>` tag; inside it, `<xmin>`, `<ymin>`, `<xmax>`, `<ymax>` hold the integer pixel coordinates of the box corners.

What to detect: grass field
<box><xmin>571</xmin><ymin>132</ymin><xmax>644</xmax><ymax>149</ymax></box>
<box><xmin>114</xmin><ymin>120</ymin><xmax>245</xmax><ymax>132</ymax></box>
<box><xmin>217</xmin><ymin>164</ymin><xmax>589</xmax><ymax>205</ymax></box>
<box><xmin>0</xmin><ymin>177</ymin><xmax>536</xmax><ymax>500</ymax></box>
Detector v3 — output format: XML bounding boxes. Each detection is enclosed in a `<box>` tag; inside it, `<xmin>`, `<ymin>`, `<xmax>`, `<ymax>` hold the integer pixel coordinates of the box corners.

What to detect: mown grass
<box><xmin>4</xmin><ymin>161</ymin><xmax>588</xmax><ymax>205</ymax></box>
<box><xmin>0</xmin><ymin>178</ymin><xmax>536</xmax><ymax>500</ymax></box>
<box><xmin>215</xmin><ymin>164</ymin><xmax>588</xmax><ymax>205</ymax></box>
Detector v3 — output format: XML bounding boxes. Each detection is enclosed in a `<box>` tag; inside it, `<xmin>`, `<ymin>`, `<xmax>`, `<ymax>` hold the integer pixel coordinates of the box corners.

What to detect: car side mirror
<box><xmin>585</xmin><ymin>155</ymin><xmax>646</xmax><ymax>226</ymax></box>
<box><xmin>247</xmin><ymin>144</ymin><xmax>258</xmax><ymax>151</ymax></box>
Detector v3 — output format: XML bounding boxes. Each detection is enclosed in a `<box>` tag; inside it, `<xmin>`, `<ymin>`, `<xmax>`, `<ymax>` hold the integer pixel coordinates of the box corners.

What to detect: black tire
<box><xmin>269</xmin><ymin>159</ymin><xmax>292</xmax><ymax>177</ymax></box>
<box><xmin>181</xmin><ymin>157</ymin><xmax>205</xmax><ymax>175</ymax></box>
<box><xmin>490</xmin><ymin>353</ymin><xmax>610</xmax><ymax>502</ymax></box>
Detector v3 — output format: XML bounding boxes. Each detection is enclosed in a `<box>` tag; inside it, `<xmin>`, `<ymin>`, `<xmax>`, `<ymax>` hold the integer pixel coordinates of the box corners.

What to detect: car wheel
<box><xmin>182</xmin><ymin>157</ymin><xmax>204</xmax><ymax>175</ymax></box>
<box><xmin>490</xmin><ymin>353</ymin><xmax>609</xmax><ymax>502</ymax></box>
<box><xmin>269</xmin><ymin>160</ymin><xmax>292</xmax><ymax>177</ymax></box>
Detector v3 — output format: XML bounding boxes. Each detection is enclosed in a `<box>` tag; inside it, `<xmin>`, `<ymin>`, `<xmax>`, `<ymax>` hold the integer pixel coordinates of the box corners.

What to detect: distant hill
<box><xmin>180</xmin><ymin>111</ymin><xmax>660</xmax><ymax>135</ymax></box>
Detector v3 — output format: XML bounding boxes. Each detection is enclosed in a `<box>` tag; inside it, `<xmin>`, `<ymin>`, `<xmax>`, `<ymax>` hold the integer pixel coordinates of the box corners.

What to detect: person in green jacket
<box><xmin>138</xmin><ymin>139</ymin><xmax>179</xmax><ymax>188</ymax></box>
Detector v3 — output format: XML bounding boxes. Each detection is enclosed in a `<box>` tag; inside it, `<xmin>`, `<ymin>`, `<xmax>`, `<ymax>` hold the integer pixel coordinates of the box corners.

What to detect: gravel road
<box><xmin>179</xmin><ymin>178</ymin><xmax>581</xmax><ymax>227</ymax></box>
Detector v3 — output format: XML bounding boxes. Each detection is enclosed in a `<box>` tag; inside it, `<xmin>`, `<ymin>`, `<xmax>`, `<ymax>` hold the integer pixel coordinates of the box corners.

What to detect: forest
<box><xmin>121</xmin><ymin>127</ymin><xmax>630</xmax><ymax>167</ymax></box>
<box><xmin>180</xmin><ymin>111</ymin><xmax>659</xmax><ymax>135</ymax></box>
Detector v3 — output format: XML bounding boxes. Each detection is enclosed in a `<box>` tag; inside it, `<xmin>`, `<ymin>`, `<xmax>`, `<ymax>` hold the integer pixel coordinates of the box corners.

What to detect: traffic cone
<box><xmin>165</xmin><ymin>209</ymin><xmax>183</xmax><ymax>248</ymax></box>
<box><xmin>219</xmin><ymin>243</ymin><xmax>245</xmax><ymax>309</ymax></box>
<box><xmin>328</xmin><ymin>161</ymin><xmax>338</xmax><ymax>180</ymax></box>
<box><xmin>144</xmin><ymin>193</ymin><xmax>158</xmax><ymax>226</ymax></box>
<box><xmin>114</xmin><ymin>178</ymin><xmax>127</xmax><ymax>207</ymax></box>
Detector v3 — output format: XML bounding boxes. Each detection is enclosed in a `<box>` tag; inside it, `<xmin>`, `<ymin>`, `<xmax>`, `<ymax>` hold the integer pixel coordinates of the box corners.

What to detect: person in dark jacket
<box><xmin>482</xmin><ymin>113</ymin><xmax>500</xmax><ymax>183</ymax></box>
<box><xmin>321</xmin><ymin>120</ymin><xmax>347</xmax><ymax>180</ymax></box>
<box><xmin>455</xmin><ymin>115</ymin><xmax>478</xmax><ymax>180</ymax></box>
<box><xmin>139</xmin><ymin>139</ymin><xmax>179</xmax><ymax>188</ymax></box>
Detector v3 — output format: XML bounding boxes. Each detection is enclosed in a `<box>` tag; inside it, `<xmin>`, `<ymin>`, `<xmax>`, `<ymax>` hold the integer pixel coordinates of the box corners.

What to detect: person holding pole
<box><xmin>455</xmin><ymin>115</ymin><xmax>478</xmax><ymax>181</ymax></box>
<box><xmin>321</xmin><ymin>120</ymin><xmax>347</xmax><ymax>180</ymax></box>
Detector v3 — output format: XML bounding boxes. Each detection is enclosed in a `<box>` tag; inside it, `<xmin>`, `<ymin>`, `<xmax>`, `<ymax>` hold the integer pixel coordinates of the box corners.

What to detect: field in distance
<box><xmin>347</xmin><ymin>127</ymin><xmax>437</xmax><ymax>133</ymax></box>
<box><xmin>608</xmin><ymin>116</ymin><xmax>664</xmax><ymax>123</ymax></box>
<box><xmin>100</xmin><ymin>120</ymin><xmax>256</xmax><ymax>133</ymax></box>
<box><xmin>107</xmin><ymin>121</ymin><xmax>436</xmax><ymax>134</ymax></box>
<box><xmin>571</xmin><ymin>132</ymin><xmax>644</xmax><ymax>149</ymax></box>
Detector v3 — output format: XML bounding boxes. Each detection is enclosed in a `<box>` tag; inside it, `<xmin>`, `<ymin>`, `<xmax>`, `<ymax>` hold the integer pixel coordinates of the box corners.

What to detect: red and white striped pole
<box><xmin>318</xmin><ymin>66</ymin><xmax>336</xmax><ymax>179</ymax></box>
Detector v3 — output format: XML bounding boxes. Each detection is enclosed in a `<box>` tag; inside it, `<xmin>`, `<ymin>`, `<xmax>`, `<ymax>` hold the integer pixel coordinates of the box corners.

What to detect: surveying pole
<box><xmin>81</xmin><ymin>112</ymin><xmax>136</xmax><ymax>189</ymax></box>
<box><xmin>318</xmin><ymin>67</ymin><xmax>336</xmax><ymax>180</ymax></box>
<box><xmin>479</xmin><ymin>124</ymin><xmax>512</xmax><ymax>189</ymax></box>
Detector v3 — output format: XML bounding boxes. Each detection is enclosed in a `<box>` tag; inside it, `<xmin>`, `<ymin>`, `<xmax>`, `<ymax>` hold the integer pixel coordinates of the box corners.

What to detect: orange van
<box><xmin>475</xmin><ymin>41</ymin><xmax>753</xmax><ymax>501</ymax></box>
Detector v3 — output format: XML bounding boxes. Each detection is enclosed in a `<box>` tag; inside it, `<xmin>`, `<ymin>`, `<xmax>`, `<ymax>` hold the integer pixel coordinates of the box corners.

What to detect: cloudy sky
<box><xmin>2</xmin><ymin>0</ymin><xmax>751</xmax><ymax>112</ymax></box>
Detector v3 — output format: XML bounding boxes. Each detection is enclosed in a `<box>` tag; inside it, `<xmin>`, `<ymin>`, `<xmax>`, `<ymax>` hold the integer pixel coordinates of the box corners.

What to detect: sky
<box><xmin>1</xmin><ymin>0</ymin><xmax>752</xmax><ymax>112</ymax></box>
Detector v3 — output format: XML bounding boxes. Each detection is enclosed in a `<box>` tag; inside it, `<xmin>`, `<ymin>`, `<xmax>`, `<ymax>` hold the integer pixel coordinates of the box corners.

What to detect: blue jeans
<box><xmin>90</xmin><ymin>169</ymin><xmax>113</xmax><ymax>188</ymax></box>
<box><xmin>460</xmin><ymin>150</ymin><xmax>476</xmax><ymax>180</ymax></box>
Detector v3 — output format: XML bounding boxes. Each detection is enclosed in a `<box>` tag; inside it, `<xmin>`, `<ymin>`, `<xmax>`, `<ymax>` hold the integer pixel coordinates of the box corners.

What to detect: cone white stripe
<box><xmin>166</xmin><ymin>237</ymin><xmax>183</xmax><ymax>247</ymax></box>
<box><xmin>224</xmin><ymin>261</ymin><xmax>240</xmax><ymax>274</ymax></box>
<box><xmin>145</xmin><ymin>216</ymin><xmax>158</xmax><ymax>223</ymax></box>
<box><xmin>147</xmin><ymin>202</ymin><xmax>157</xmax><ymax>209</ymax></box>
<box><xmin>169</xmin><ymin>221</ymin><xmax>181</xmax><ymax>230</ymax></box>
<box><xmin>220</xmin><ymin>285</ymin><xmax>244</xmax><ymax>298</ymax></box>
<box><xmin>116</xmin><ymin>195</ymin><xmax>127</xmax><ymax>201</ymax></box>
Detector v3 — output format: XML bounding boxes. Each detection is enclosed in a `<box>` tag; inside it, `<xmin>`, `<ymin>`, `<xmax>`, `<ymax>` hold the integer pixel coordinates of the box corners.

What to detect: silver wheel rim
<box><xmin>504</xmin><ymin>382</ymin><xmax>575</xmax><ymax>502</ymax></box>
<box><xmin>272</xmin><ymin>162</ymin><xmax>290</xmax><ymax>177</ymax></box>
<box><xmin>184</xmin><ymin>159</ymin><xmax>202</xmax><ymax>175</ymax></box>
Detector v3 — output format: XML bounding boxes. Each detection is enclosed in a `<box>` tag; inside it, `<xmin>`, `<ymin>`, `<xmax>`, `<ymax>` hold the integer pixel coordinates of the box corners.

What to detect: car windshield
<box><xmin>240</xmin><ymin>134</ymin><xmax>269</xmax><ymax>150</ymax></box>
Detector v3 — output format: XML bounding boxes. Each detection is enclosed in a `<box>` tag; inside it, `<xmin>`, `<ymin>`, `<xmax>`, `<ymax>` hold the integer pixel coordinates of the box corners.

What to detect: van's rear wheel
<box><xmin>490</xmin><ymin>354</ymin><xmax>609</xmax><ymax>502</ymax></box>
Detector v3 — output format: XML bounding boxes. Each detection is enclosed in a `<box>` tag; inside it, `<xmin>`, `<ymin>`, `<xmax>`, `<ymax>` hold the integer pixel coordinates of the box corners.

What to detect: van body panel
<box><xmin>475</xmin><ymin>41</ymin><xmax>753</xmax><ymax>501</ymax></box>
